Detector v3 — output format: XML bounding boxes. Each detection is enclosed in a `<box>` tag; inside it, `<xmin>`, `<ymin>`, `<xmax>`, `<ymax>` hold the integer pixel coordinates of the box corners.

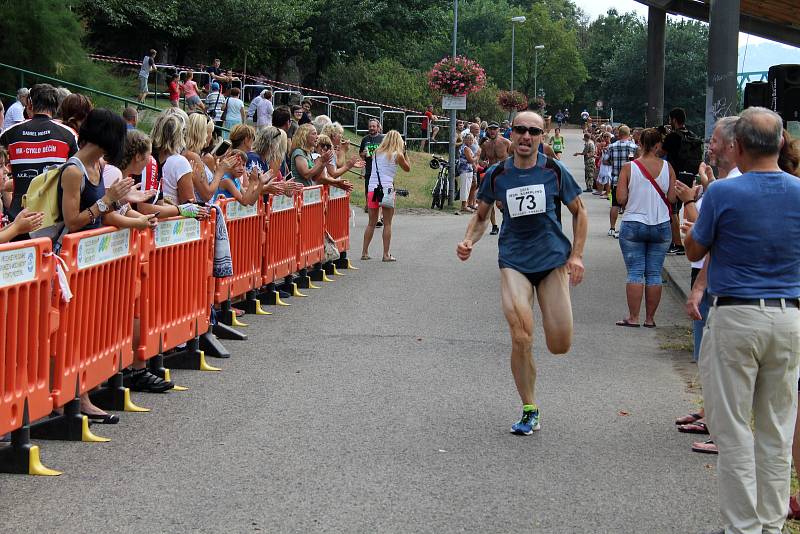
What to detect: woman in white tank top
<box><xmin>614</xmin><ymin>128</ymin><xmax>677</xmax><ymax>328</ymax></box>
<box><xmin>362</xmin><ymin>130</ymin><xmax>410</xmax><ymax>262</ymax></box>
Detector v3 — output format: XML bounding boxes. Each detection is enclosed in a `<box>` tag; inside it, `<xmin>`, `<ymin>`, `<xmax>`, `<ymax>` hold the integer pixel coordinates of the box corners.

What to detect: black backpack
<box><xmin>674</xmin><ymin>129</ymin><xmax>703</xmax><ymax>175</ymax></box>
<box><xmin>489</xmin><ymin>156</ymin><xmax>563</xmax><ymax>224</ymax></box>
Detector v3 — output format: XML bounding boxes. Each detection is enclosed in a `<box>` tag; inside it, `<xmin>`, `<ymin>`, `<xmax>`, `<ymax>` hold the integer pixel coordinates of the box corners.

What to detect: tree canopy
<box><xmin>0</xmin><ymin>0</ymin><xmax>714</xmax><ymax>127</ymax></box>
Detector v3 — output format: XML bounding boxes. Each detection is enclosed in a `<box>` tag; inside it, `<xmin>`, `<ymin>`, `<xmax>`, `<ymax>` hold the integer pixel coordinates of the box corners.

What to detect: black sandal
<box><xmin>123</xmin><ymin>368</ymin><xmax>174</xmax><ymax>393</ymax></box>
<box><xmin>82</xmin><ymin>412</ymin><xmax>120</xmax><ymax>424</ymax></box>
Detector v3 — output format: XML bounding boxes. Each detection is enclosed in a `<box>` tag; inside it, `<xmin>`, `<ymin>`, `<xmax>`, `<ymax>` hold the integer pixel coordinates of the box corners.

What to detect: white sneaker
<box><xmin>607</xmin><ymin>228</ymin><xmax>614</xmax><ymax>237</ymax></box>
<box><xmin>613</xmin><ymin>230</ymin><xmax>620</xmax><ymax>239</ymax></box>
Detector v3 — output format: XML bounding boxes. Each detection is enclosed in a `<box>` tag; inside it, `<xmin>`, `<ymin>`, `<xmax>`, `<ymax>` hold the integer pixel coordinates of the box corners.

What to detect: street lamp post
<box><xmin>448</xmin><ymin>0</ymin><xmax>458</xmax><ymax>207</ymax></box>
<box><xmin>534</xmin><ymin>44</ymin><xmax>545</xmax><ymax>106</ymax></box>
<box><xmin>510</xmin><ymin>16</ymin><xmax>526</xmax><ymax>95</ymax></box>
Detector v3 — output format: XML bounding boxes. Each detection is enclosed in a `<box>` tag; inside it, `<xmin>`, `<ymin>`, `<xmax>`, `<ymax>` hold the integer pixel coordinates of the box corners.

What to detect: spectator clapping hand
<box><xmin>11</xmin><ymin>208</ymin><xmax>43</xmax><ymax>234</ymax></box>
<box><xmin>674</xmin><ymin>181</ymin><xmax>700</xmax><ymax>203</ymax></box>
<box><xmin>106</xmin><ymin>177</ymin><xmax>135</xmax><ymax>203</ymax></box>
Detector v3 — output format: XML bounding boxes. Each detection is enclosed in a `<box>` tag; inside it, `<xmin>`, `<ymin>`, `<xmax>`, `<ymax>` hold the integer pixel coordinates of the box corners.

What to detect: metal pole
<box><xmin>511</xmin><ymin>24</ymin><xmax>515</xmax><ymax>95</ymax></box>
<box><xmin>646</xmin><ymin>6</ymin><xmax>667</xmax><ymax>127</ymax></box>
<box><xmin>534</xmin><ymin>49</ymin><xmax>538</xmax><ymax>103</ymax></box>
<box><xmin>448</xmin><ymin>0</ymin><xmax>458</xmax><ymax>207</ymax></box>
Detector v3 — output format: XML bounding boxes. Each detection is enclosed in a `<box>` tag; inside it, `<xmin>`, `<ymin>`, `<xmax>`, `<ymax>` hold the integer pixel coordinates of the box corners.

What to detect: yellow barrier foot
<box><xmin>332</xmin><ymin>265</ymin><xmax>344</xmax><ymax>276</ymax></box>
<box><xmin>253</xmin><ymin>301</ymin><xmax>272</xmax><ymax>315</ymax></box>
<box><xmin>308</xmin><ymin>281</ymin><xmax>321</xmax><ymax>289</ymax></box>
<box><xmin>322</xmin><ymin>272</ymin><xmax>335</xmax><ymax>282</ymax></box>
<box><xmin>123</xmin><ymin>389</ymin><xmax>150</xmax><ymax>412</ymax></box>
<box><xmin>347</xmin><ymin>259</ymin><xmax>359</xmax><ymax>270</ymax></box>
<box><xmin>81</xmin><ymin>416</ymin><xmax>111</xmax><ymax>443</ymax></box>
<box><xmin>198</xmin><ymin>351</ymin><xmax>222</xmax><ymax>372</ymax></box>
<box><xmin>28</xmin><ymin>446</ymin><xmax>62</xmax><ymax>476</ymax></box>
<box><xmin>230</xmin><ymin>310</ymin><xmax>249</xmax><ymax>327</ymax></box>
<box><xmin>163</xmin><ymin>368</ymin><xmax>189</xmax><ymax>390</ymax></box>
<box><xmin>292</xmin><ymin>283</ymin><xmax>307</xmax><ymax>297</ymax></box>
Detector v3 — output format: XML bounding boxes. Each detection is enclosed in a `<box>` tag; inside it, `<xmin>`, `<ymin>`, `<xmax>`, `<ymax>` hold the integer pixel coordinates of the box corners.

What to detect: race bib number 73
<box><xmin>506</xmin><ymin>185</ymin><xmax>546</xmax><ymax>218</ymax></box>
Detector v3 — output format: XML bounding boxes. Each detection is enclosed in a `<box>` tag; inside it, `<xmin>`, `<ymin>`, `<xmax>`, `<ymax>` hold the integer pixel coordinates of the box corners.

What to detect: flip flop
<box><xmin>382</xmin><ymin>256</ymin><xmax>397</xmax><ymax>262</ymax></box>
<box><xmin>360</xmin><ymin>255</ymin><xmax>371</xmax><ymax>260</ymax></box>
<box><xmin>643</xmin><ymin>322</ymin><xmax>656</xmax><ymax>328</ymax></box>
<box><xmin>788</xmin><ymin>495</ymin><xmax>800</xmax><ymax>520</ymax></box>
<box><xmin>678</xmin><ymin>421</ymin><xmax>709</xmax><ymax>434</ymax></box>
<box><xmin>675</xmin><ymin>412</ymin><xmax>703</xmax><ymax>425</ymax></box>
<box><xmin>691</xmin><ymin>439</ymin><xmax>718</xmax><ymax>454</ymax></box>
<box><xmin>615</xmin><ymin>319</ymin><xmax>640</xmax><ymax>328</ymax></box>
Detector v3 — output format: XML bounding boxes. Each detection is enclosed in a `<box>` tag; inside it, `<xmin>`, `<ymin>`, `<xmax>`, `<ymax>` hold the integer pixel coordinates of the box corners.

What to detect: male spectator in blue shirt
<box><xmin>684</xmin><ymin>106</ymin><xmax>800</xmax><ymax>534</ymax></box>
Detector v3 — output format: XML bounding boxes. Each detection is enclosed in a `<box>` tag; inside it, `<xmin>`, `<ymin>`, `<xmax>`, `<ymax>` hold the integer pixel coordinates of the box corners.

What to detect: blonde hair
<box><xmin>375</xmin><ymin>130</ymin><xmax>405</xmax><ymax>158</ymax></box>
<box><xmin>291</xmin><ymin>123</ymin><xmax>316</xmax><ymax>153</ymax></box>
<box><xmin>119</xmin><ymin>130</ymin><xmax>152</xmax><ymax>172</ymax></box>
<box><xmin>316</xmin><ymin>134</ymin><xmax>332</xmax><ymax>148</ymax></box>
<box><xmin>253</xmin><ymin>126</ymin><xmax>287</xmax><ymax>164</ymax></box>
<box><xmin>321</xmin><ymin>122</ymin><xmax>344</xmax><ymax>140</ymax></box>
<box><xmin>618</xmin><ymin>125</ymin><xmax>631</xmax><ymax>137</ymax></box>
<box><xmin>229</xmin><ymin>123</ymin><xmax>255</xmax><ymax>150</ymax></box>
<box><xmin>185</xmin><ymin>113</ymin><xmax>212</xmax><ymax>153</ymax></box>
<box><xmin>151</xmin><ymin>114</ymin><xmax>185</xmax><ymax>156</ymax></box>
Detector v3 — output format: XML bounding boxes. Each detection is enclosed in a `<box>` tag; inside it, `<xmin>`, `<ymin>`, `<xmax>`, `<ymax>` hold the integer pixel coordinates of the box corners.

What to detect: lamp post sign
<box><xmin>442</xmin><ymin>95</ymin><xmax>467</xmax><ymax>110</ymax></box>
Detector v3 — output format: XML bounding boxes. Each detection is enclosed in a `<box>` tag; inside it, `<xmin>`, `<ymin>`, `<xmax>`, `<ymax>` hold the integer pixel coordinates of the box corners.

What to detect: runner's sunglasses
<box><xmin>511</xmin><ymin>125</ymin><xmax>544</xmax><ymax>136</ymax></box>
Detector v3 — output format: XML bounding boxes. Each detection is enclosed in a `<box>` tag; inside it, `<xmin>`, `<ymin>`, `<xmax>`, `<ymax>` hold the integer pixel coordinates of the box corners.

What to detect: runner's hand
<box><xmin>456</xmin><ymin>239</ymin><xmax>473</xmax><ymax>261</ymax></box>
<box><xmin>566</xmin><ymin>255</ymin><xmax>585</xmax><ymax>286</ymax></box>
<box><xmin>686</xmin><ymin>289</ymin><xmax>703</xmax><ymax>321</ymax></box>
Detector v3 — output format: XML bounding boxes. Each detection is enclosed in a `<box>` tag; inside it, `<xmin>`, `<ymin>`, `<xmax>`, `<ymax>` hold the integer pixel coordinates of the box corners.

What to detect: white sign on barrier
<box><xmin>225</xmin><ymin>201</ymin><xmax>258</xmax><ymax>220</ymax></box>
<box><xmin>271</xmin><ymin>195</ymin><xmax>295</xmax><ymax>212</ymax></box>
<box><xmin>303</xmin><ymin>188</ymin><xmax>322</xmax><ymax>205</ymax></box>
<box><xmin>0</xmin><ymin>246</ymin><xmax>36</xmax><ymax>288</ymax></box>
<box><xmin>442</xmin><ymin>95</ymin><xmax>467</xmax><ymax>110</ymax></box>
<box><xmin>329</xmin><ymin>187</ymin><xmax>347</xmax><ymax>200</ymax></box>
<box><xmin>155</xmin><ymin>219</ymin><xmax>201</xmax><ymax>248</ymax></box>
<box><xmin>77</xmin><ymin>229</ymin><xmax>131</xmax><ymax>270</ymax></box>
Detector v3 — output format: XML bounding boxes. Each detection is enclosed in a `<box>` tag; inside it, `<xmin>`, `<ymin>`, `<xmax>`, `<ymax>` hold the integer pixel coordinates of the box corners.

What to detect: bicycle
<box><xmin>429</xmin><ymin>156</ymin><xmax>459</xmax><ymax>210</ymax></box>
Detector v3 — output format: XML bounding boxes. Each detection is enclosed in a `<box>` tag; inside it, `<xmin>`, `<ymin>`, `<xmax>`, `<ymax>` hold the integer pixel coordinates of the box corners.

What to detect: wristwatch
<box><xmin>96</xmin><ymin>198</ymin><xmax>110</xmax><ymax>214</ymax></box>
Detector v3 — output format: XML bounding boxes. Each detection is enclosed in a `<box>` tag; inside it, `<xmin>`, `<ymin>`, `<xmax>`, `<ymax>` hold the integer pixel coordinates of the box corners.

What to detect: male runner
<box><xmin>457</xmin><ymin>111</ymin><xmax>588</xmax><ymax>435</ymax></box>
<box><xmin>479</xmin><ymin>121</ymin><xmax>511</xmax><ymax>235</ymax></box>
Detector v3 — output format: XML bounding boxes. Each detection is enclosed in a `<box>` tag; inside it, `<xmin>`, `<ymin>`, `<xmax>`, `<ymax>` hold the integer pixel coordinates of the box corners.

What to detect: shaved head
<box><xmin>512</xmin><ymin>111</ymin><xmax>544</xmax><ymax>128</ymax></box>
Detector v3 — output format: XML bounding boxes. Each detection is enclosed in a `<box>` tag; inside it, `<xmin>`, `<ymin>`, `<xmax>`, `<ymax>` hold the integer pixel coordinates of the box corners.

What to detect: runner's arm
<box><xmin>456</xmin><ymin>200</ymin><xmax>492</xmax><ymax>261</ymax></box>
<box><xmin>564</xmin><ymin>196</ymin><xmax>587</xmax><ymax>285</ymax></box>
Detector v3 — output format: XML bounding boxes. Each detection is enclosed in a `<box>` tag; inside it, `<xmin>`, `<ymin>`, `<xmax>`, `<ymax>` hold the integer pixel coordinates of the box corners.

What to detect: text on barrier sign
<box><xmin>272</xmin><ymin>195</ymin><xmax>294</xmax><ymax>212</ymax></box>
<box><xmin>77</xmin><ymin>229</ymin><xmax>131</xmax><ymax>270</ymax></box>
<box><xmin>155</xmin><ymin>218</ymin><xmax>201</xmax><ymax>248</ymax></box>
<box><xmin>329</xmin><ymin>187</ymin><xmax>347</xmax><ymax>200</ymax></box>
<box><xmin>225</xmin><ymin>201</ymin><xmax>258</xmax><ymax>221</ymax></box>
<box><xmin>303</xmin><ymin>188</ymin><xmax>322</xmax><ymax>205</ymax></box>
<box><xmin>0</xmin><ymin>246</ymin><xmax>37</xmax><ymax>288</ymax></box>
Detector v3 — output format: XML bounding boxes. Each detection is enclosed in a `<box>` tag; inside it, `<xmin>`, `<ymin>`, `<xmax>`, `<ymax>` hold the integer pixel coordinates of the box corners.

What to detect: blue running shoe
<box><xmin>511</xmin><ymin>408</ymin><xmax>541</xmax><ymax>435</ymax></box>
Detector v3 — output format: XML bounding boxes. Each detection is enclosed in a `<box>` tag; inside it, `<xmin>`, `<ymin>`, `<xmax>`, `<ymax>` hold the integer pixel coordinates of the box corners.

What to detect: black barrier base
<box><xmin>166</xmin><ymin>337</ymin><xmax>221</xmax><ymax>371</ymax></box>
<box><xmin>335</xmin><ymin>251</ymin><xmax>357</xmax><ymax>270</ymax></box>
<box><xmin>90</xmin><ymin>372</ymin><xmax>149</xmax><ymax>413</ymax></box>
<box><xmin>30</xmin><ymin>396</ymin><xmax>109</xmax><ymax>443</ymax></box>
<box><xmin>147</xmin><ymin>354</ymin><xmax>188</xmax><ymax>390</ymax></box>
<box><xmin>258</xmin><ymin>284</ymin><xmax>291</xmax><ymax>306</ymax></box>
<box><xmin>234</xmin><ymin>290</ymin><xmax>272</xmax><ymax>316</ymax></box>
<box><xmin>279</xmin><ymin>276</ymin><xmax>308</xmax><ymax>297</ymax></box>
<box><xmin>295</xmin><ymin>269</ymin><xmax>318</xmax><ymax>289</ymax></box>
<box><xmin>309</xmin><ymin>262</ymin><xmax>333</xmax><ymax>283</ymax></box>
<box><xmin>0</xmin><ymin>402</ymin><xmax>61</xmax><ymax>475</ymax></box>
<box><xmin>200</xmin><ymin>330</ymin><xmax>232</xmax><ymax>359</ymax></box>
<box><xmin>218</xmin><ymin>300</ymin><xmax>249</xmax><ymax>329</ymax></box>
<box><xmin>213</xmin><ymin>321</ymin><xmax>247</xmax><ymax>342</ymax></box>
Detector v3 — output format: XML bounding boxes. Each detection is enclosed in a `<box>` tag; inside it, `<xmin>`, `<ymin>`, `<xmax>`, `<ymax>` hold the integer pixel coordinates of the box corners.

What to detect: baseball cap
<box><xmin>211</xmin><ymin>82</ymin><xmax>220</xmax><ymax>91</ymax></box>
<box><xmin>487</xmin><ymin>121</ymin><xmax>500</xmax><ymax>128</ymax></box>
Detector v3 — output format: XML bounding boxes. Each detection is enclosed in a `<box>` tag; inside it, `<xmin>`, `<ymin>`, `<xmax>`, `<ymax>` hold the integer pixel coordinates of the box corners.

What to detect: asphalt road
<box><xmin>0</xmin><ymin>129</ymin><xmax>720</xmax><ymax>533</ymax></box>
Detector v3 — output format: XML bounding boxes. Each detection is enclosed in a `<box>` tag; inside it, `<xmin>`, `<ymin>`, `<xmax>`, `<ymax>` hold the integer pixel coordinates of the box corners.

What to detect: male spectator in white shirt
<box><xmin>253</xmin><ymin>90</ymin><xmax>274</xmax><ymax>131</ymax></box>
<box><xmin>3</xmin><ymin>88</ymin><xmax>28</xmax><ymax>131</ymax></box>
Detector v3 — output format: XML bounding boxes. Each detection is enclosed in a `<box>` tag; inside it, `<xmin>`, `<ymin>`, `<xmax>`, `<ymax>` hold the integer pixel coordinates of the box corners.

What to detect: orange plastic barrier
<box><xmin>298</xmin><ymin>186</ymin><xmax>325</xmax><ymax>270</ymax></box>
<box><xmin>263</xmin><ymin>192</ymin><xmax>299</xmax><ymax>283</ymax></box>
<box><xmin>135</xmin><ymin>216</ymin><xmax>214</xmax><ymax>361</ymax></box>
<box><xmin>0</xmin><ymin>238</ymin><xmax>57</xmax><ymax>436</ymax></box>
<box><xmin>214</xmin><ymin>197</ymin><xmax>265</xmax><ymax>304</ymax></box>
<box><xmin>324</xmin><ymin>186</ymin><xmax>351</xmax><ymax>254</ymax></box>
<box><xmin>50</xmin><ymin>228</ymin><xmax>139</xmax><ymax>409</ymax></box>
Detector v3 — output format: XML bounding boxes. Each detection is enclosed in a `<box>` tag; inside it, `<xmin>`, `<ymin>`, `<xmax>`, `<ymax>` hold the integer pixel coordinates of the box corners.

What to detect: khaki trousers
<box><xmin>699</xmin><ymin>303</ymin><xmax>800</xmax><ymax>534</ymax></box>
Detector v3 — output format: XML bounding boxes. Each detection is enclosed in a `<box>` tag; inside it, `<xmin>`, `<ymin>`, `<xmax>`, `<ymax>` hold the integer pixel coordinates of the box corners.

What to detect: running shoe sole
<box><xmin>510</xmin><ymin>421</ymin><xmax>541</xmax><ymax>435</ymax></box>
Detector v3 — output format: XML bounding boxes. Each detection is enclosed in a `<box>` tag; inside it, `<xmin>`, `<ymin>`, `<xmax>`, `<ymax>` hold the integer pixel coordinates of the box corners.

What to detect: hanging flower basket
<box><xmin>428</xmin><ymin>56</ymin><xmax>486</xmax><ymax>96</ymax></box>
<box><xmin>497</xmin><ymin>90</ymin><xmax>528</xmax><ymax>112</ymax></box>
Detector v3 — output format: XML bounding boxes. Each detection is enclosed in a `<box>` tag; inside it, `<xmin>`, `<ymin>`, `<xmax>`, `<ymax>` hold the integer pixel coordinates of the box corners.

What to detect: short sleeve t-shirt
<box><xmin>161</xmin><ymin>154</ymin><xmax>193</xmax><ymax>204</ymax></box>
<box><xmin>692</xmin><ymin>171</ymin><xmax>800</xmax><ymax>299</ymax></box>
<box><xmin>290</xmin><ymin>148</ymin><xmax>314</xmax><ymax>187</ymax></box>
<box><xmin>139</xmin><ymin>55</ymin><xmax>154</xmax><ymax>78</ymax></box>
<box><xmin>225</xmin><ymin>98</ymin><xmax>244</xmax><ymax>120</ymax></box>
<box><xmin>359</xmin><ymin>133</ymin><xmax>384</xmax><ymax>181</ymax></box>
<box><xmin>422</xmin><ymin>111</ymin><xmax>433</xmax><ymax>130</ymax></box>
<box><xmin>168</xmin><ymin>81</ymin><xmax>180</xmax><ymax>101</ymax></box>
<box><xmin>477</xmin><ymin>153</ymin><xmax>582</xmax><ymax>273</ymax></box>
<box><xmin>183</xmin><ymin>80</ymin><xmax>199</xmax><ymax>99</ymax></box>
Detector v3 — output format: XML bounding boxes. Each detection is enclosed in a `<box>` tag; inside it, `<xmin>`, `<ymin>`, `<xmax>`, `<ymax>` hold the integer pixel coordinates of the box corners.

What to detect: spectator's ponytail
<box><xmin>778</xmin><ymin>129</ymin><xmax>800</xmax><ymax>177</ymax></box>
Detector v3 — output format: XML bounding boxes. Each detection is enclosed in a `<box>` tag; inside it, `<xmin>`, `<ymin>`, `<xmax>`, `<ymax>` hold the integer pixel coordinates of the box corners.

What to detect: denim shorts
<box><xmin>618</xmin><ymin>220</ymin><xmax>671</xmax><ymax>285</ymax></box>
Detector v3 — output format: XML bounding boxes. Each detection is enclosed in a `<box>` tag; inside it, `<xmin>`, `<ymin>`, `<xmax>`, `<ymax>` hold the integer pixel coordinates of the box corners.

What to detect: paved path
<box><xmin>0</xmin><ymin>130</ymin><xmax>720</xmax><ymax>533</ymax></box>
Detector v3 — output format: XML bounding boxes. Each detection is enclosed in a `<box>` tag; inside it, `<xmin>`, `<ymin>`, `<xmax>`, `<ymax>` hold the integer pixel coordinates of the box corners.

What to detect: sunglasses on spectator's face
<box><xmin>512</xmin><ymin>125</ymin><xmax>544</xmax><ymax>136</ymax></box>
<box><xmin>319</xmin><ymin>144</ymin><xmax>332</xmax><ymax>149</ymax></box>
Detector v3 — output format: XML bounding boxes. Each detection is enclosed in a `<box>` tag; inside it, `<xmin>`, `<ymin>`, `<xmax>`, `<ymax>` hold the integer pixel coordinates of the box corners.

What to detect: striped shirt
<box><xmin>604</xmin><ymin>139</ymin><xmax>638</xmax><ymax>181</ymax></box>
